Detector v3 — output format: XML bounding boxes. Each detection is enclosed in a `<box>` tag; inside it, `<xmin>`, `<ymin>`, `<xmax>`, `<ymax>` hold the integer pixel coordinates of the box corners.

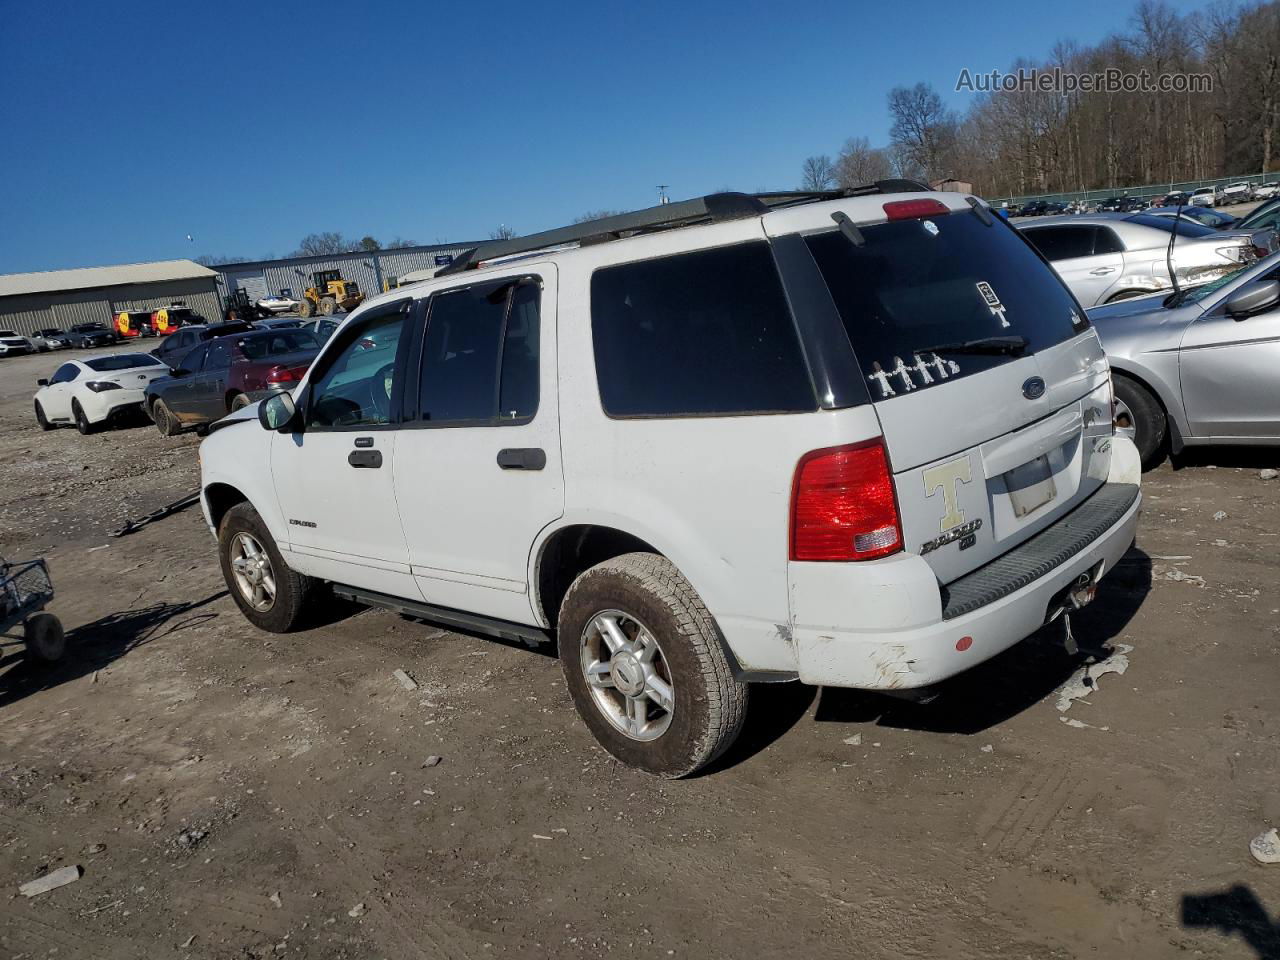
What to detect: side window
<box><xmin>180</xmin><ymin>345</ymin><xmax>208</xmax><ymax>372</ymax></box>
<box><xmin>1093</xmin><ymin>227</ymin><xmax>1125</xmax><ymax>254</ymax></box>
<box><xmin>306</xmin><ymin>308</ymin><xmax>408</xmax><ymax>429</ymax></box>
<box><xmin>417</xmin><ymin>279</ymin><xmax>540</xmax><ymax>425</ymax></box>
<box><xmin>1024</xmin><ymin>226</ymin><xmax>1095</xmax><ymax>262</ymax></box>
<box><xmin>590</xmin><ymin>242</ymin><xmax>816</xmax><ymax>417</ymax></box>
<box><xmin>51</xmin><ymin>363</ymin><xmax>79</xmax><ymax>385</ymax></box>
<box><xmin>206</xmin><ymin>341</ymin><xmax>233</xmax><ymax>372</ymax></box>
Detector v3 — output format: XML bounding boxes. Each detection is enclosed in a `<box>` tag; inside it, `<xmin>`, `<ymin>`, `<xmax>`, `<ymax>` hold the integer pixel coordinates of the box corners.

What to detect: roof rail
<box><xmin>437</xmin><ymin>180</ymin><xmax>931</xmax><ymax>277</ymax></box>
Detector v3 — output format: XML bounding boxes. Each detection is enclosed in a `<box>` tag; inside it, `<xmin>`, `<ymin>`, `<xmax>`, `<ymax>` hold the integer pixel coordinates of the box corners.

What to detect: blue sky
<box><xmin>0</xmin><ymin>0</ymin><xmax>1211</xmax><ymax>273</ymax></box>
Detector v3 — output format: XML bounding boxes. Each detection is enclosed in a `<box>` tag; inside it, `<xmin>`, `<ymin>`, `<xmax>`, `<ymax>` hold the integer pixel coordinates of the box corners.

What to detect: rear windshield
<box><xmin>804</xmin><ymin>212</ymin><xmax>1088</xmax><ymax>390</ymax></box>
<box><xmin>85</xmin><ymin>354</ymin><xmax>162</xmax><ymax>371</ymax></box>
<box><xmin>1125</xmin><ymin>214</ymin><xmax>1215</xmax><ymax>237</ymax></box>
<box><xmin>590</xmin><ymin>242</ymin><xmax>816</xmax><ymax>417</ymax></box>
<box><xmin>237</xmin><ymin>330</ymin><xmax>319</xmax><ymax>360</ymax></box>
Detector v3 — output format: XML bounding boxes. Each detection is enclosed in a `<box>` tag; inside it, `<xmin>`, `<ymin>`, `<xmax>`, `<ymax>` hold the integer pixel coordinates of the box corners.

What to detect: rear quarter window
<box><xmin>590</xmin><ymin>242</ymin><xmax>816</xmax><ymax>417</ymax></box>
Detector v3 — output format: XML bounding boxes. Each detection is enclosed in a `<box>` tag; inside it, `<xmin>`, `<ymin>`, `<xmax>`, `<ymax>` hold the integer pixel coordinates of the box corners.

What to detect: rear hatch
<box><xmin>801</xmin><ymin>198</ymin><xmax>1116</xmax><ymax>584</ymax></box>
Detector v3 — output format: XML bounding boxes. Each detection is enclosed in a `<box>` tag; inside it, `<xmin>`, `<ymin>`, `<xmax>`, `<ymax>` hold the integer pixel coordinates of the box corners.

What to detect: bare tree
<box><xmin>490</xmin><ymin>225</ymin><xmax>516</xmax><ymax>240</ymax></box>
<box><xmin>887</xmin><ymin>82</ymin><xmax>958</xmax><ymax>181</ymax></box>
<box><xmin>385</xmin><ymin>237</ymin><xmax>417</xmax><ymax>248</ymax></box>
<box><xmin>194</xmin><ymin>254</ymin><xmax>247</xmax><ymax>266</ymax></box>
<box><xmin>834</xmin><ymin>138</ymin><xmax>893</xmax><ymax>188</ymax></box>
<box><xmin>295</xmin><ymin>232</ymin><xmax>354</xmax><ymax>257</ymax></box>
<box><xmin>800</xmin><ymin>155</ymin><xmax>837</xmax><ymax>190</ymax></box>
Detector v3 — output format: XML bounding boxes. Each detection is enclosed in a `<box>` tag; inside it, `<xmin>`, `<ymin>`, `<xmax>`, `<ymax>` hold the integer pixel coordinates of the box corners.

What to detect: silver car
<box><xmin>1088</xmin><ymin>255</ymin><xmax>1280</xmax><ymax>467</ymax></box>
<box><xmin>1020</xmin><ymin>214</ymin><xmax>1275</xmax><ymax>306</ymax></box>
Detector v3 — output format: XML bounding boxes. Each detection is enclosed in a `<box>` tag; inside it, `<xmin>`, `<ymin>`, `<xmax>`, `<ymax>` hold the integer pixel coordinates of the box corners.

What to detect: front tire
<box><xmin>72</xmin><ymin>400</ymin><xmax>95</xmax><ymax>435</ymax></box>
<box><xmin>152</xmin><ymin>399</ymin><xmax>180</xmax><ymax>436</ymax></box>
<box><xmin>1113</xmin><ymin>375</ymin><xmax>1167</xmax><ymax>469</ymax></box>
<box><xmin>34</xmin><ymin>401</ymin><xmax>54</xmax><ymax>431</ymax></box>
<box><xmin>218</xmin><ymin>502</ymin><xmax>321</xmax><ymax>632</ymax></box>
<box><xmin>557</xmin><ymin>553</ymin><xmax>748</xmax><ymax>778</ymax></box>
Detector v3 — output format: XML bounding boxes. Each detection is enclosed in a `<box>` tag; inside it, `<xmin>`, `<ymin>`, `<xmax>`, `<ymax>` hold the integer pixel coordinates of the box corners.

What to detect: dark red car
<box><xmin>144</xmin><ymin>328</ymin><xmax>321</xmax><ymax>435</ymax></box>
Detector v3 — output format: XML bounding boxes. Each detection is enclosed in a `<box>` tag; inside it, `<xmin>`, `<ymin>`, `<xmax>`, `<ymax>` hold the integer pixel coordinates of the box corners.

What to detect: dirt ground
<box><xmin>1</xmin><ymin>343</ymin><xmax>1278</xmax><ymax>960</ymax></box>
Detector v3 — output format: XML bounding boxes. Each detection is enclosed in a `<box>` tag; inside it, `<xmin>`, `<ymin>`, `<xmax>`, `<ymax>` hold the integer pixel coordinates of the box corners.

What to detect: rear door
<box><xmin>393</xmin><ymin>269</ymin><xmax>563</xmax><ymax>625</ymax></box>
<box><xmin>800</xmin><ymin>206</ymin><xmax>1113</xmax><ymax>584</ymax></box>
<box><xmin>1021</xmin><ymin>224</ymin><xmax>1122</xmax><ymax>306</ymax></box>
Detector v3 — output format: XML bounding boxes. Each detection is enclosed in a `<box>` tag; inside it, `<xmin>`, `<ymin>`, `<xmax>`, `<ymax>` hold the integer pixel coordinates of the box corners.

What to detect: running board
<box><xmin>330</xmin><ymin>585</ymin><xmax>550</xmax><ymax>647</ymax></box>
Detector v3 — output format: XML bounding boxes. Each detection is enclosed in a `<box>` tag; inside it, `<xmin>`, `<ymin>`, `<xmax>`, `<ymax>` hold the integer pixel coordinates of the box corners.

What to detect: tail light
<box><xmin>883</xmin><ymin>198</ymin><xmax>951</xmax><ymax>221</ymax></box>
<box><xmin>85</xmin><ymin>381</ymin><xmax>122</xmax><ymax>393</ymax></box>
<box><xmin>265</xmin><ymin>365</ymin><xmax>297</xmax><ymax>384</ymax></box>
<box><xmin>790</xmin><ymin>440</ymin><xmax>902</xmax><ymax>562</ymax></box>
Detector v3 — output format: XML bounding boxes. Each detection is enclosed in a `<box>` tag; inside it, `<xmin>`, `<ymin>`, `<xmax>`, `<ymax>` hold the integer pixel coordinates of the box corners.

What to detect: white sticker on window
<box><xmin>976</xmin><ymin>281</ymin><xmax>1010</xmax><ymax>328</ymax></box>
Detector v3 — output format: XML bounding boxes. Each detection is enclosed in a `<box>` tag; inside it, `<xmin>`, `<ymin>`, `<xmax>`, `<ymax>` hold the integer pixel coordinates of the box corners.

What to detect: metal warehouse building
<box><xmin>212</xmin><ymin>243</ymin><xmax>483</xmax><ymax>305</ymax></box>
<box><xmin>0</xmin><ymin>260</ymin><xmax>222</xmax><ymax>337</ymax></box>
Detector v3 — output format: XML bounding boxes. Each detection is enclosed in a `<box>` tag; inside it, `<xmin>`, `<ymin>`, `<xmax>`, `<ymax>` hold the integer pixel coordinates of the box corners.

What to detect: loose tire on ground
<box><xmin>557</xmin><ymin>552</ymin><xmax>748</xmax><ymax>778</ymax></box>
<box><xmin>1113</xmin><ymin>375</ymin><xmax>1167</xmax><ymax>469</ymax></box>
<box><xmin>72</xmin><ymin>400</ymin><xmax>95</xmax><ymax>436</ymax></box>
<box><xmin>24</xmin><ymin>613</ymin><xmax>66</xmax><ymax>663</ymax></box>
<box><xmin>34</xmin><ymin>401</ymin><xmax>54</xmax><ymax>431</ymax></box>
<box><xmin>152</xmin><ymin>399</ymin><xmax>180</xmax><ymax>437</ymax></box>
<box><xmin>218</xmin><ymin>502</ymin><xmax>322</xmax><ymax>633</ymax></box>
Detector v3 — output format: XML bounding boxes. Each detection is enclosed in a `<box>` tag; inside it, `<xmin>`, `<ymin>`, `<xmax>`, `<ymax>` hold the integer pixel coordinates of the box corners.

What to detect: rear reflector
<box><xmin>790</xmin><ymin>439</ymin><xmax>903</xmax><ymax>562</ymax></box>
<box><xmin>883</xmin><ymin>198</ymin><xmax>951</xmax><ymax>221</ymax></box>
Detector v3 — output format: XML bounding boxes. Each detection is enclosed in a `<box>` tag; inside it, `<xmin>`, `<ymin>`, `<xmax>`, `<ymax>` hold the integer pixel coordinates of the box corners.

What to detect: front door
<box><xmin>1179</xmin><ymin>277</ymin><xmax>1280</xmax><ymax>438</ymax></box>
<box><xmin>269</xmin><ymin>300</ymin><xmax>419</xmax><ymax>597</ymax></box>
<box><xmin>393</xmin><ymin>269</ymin><xmax>563</xmax><ymax>625</ymax></box>
<box><xmin>167</xmin><ymin>344</ymin><xmax>207</xmax><ymax>422</ymax></box>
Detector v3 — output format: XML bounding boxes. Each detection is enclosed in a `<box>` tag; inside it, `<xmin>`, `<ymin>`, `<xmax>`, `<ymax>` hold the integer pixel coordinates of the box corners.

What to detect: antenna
<box><xmin>656</xmin><ymin>185</ymin><xmax>670</xmax><ymax>205</ymax></box>
<box><xmin>1166</xmin><ymin>199</ymin><xmax>1183</xmax><ymax>298</ymax></box>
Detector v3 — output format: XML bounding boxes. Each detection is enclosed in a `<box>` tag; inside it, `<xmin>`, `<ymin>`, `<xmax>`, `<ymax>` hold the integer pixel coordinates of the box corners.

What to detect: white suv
<box><xmin>199</xmin><ymin>185</ymin><xmax>1142</xmax><ymax>777</ymax></box>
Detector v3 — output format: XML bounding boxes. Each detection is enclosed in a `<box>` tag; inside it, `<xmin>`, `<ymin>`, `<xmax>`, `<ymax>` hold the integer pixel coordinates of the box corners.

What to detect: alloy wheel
<box><xmin>229</xmin><ymin>532</ymin><xmax>277</xmax><ymax>612</ymax></box>
<box><xmin>579</xmin><ymin>610</ymin><xmax>675</xmax><ymax>741</ymax></box>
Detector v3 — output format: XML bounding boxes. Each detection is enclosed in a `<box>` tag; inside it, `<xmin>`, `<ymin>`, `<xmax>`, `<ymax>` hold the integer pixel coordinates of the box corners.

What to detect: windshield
<box><xmin>805</xmin><ymin>213</ymin><xmax>1087</xmax><ymax>389</ymax></box>
<box><xmin>85</xmin><ymin>354</ymin><xmax>163</xmax><ymax>371</ymax></box>
<box><xmin>237</xmin><ymin>330</ymin><xmax>320</xmax><ymax>360</ymax></box>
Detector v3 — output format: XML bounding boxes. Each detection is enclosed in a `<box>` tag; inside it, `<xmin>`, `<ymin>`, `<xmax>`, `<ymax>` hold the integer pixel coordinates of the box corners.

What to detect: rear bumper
<box><xmin>83</xmin><ymin>389</ymin><xmax>148</xmax><ymax>424</ymax></box>
<box><xmin>789</xmin><ymin>469</ymin><xmax>1141</xmax><ymax>690</ymax></box>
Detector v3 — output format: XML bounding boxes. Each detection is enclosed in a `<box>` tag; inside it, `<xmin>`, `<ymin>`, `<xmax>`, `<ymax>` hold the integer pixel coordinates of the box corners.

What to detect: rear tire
<box><xmin>1105</xmin><ymin>289</ymin><xmax>1147</xmax><ymax>304</ymax></box>
<box><xmin>152</xmin><ymin>399</ymin><xmax>180</xmax><ymax>437</ymax></box>
<box><xmin>557</xmin><ymin>553</ymin><xmax>748</xmax><ymax>778</ymax></box>
<box><xmin>229</xmin><ymin>392</ymin><xmax>251</xmax><ymax>412</ymax></box>
<box><xmin>298</xmin><ymin>298</ymin><xmax>314</xmax><ymax>318</ymax></box>
<box><xmin>319</xmin><ymin>297</ymin><xmax>337</xmax><ymax>316</ymax></box>
<box><xmin>34</xmin><ymin>401</ymin><xmax>53</xmax><ymax>431</ymax></box>
<box><xmin>218</xmin><ymin>503</ymin><xmax>322</xmax><ymax>633</ymax></box>
<box><xmin>1113</xmin><ymin>376</ymin><xmax>1167</xmax><ymax>470</ymax></box>
<box><xmin>72</xmin><ymin>400</ymin><xmax>95</xmax><ymax>435</ymax></box>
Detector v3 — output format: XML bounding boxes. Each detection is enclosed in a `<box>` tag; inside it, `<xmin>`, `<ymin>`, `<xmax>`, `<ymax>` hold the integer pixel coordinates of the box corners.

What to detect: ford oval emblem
<box><xmin>1022</xmin><ymin>376</ymin><xmax>1046</xmax><ymax>400</ymax></box>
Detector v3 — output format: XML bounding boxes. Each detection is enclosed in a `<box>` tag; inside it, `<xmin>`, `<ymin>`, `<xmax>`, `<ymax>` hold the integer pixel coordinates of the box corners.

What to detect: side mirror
<box><xmin>37</xmin><ymin>378</ymin><xmax>48</xmax><ymax>387</ymax></box>
<box><xmin>170</xmin><ymin>367</ymin><xmax>189</xmax><ymax>377</ymax></box>
<box><xmin>259</xmin><ymin>390</ymin><xmax>301</xmax><ymax>432</ymax></box>
<box><xmin>1224</xmin><ymin>278</ymin><xmax>1280</xmax><ymax>319</ymax></box>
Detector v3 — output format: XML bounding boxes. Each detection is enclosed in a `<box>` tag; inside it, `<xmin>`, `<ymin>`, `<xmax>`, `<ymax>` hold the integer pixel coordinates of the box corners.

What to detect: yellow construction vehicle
<box><xmin>297</xmin><ymin>270</ymin><xmax>365</xmax><ymax>318</ymax></box>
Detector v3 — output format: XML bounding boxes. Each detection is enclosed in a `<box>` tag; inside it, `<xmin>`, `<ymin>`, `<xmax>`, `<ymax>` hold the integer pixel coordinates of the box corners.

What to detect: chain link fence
<box><xmin>990</xmin><ymin>171</ymin><xmax>1278</xmax><ymax>208</ymax></box>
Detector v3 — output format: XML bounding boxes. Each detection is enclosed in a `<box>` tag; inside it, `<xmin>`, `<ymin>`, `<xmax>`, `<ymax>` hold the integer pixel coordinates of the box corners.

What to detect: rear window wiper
<box><xmin>914</xmin><ymin>335</ymin><xmax>1029</xmax><ymax>357</ymax></box>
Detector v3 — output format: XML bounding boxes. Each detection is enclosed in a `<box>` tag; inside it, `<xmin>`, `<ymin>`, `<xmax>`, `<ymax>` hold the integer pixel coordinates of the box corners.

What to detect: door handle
<box><xmin>496</xmin><ymin>447</ymin><xmax>546</xmax><ymax>470</ymax></box>
<box><xmin>348</xmin><ymin>449</ymin><xmax>383</xmax><ymax>468</ymax></box>
<box><xmin>1090</xmin><ymin>267</ymin><xmax>1116</xmax><ymax>275</ymax></box>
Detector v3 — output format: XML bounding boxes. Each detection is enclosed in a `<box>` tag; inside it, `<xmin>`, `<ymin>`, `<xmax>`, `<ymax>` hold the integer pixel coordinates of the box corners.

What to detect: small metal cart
<box><xmin>0</xmin><ymin>556</ymin><xmax>66</xmax><ymax>663</ymax></box>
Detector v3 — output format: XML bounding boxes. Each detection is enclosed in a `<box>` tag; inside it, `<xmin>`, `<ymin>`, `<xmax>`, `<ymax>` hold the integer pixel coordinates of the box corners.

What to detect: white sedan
<box><xmin>256</xmin><ymin>295</ymin><xmax>303</xmax><ymax>314</ymax></box>
<box><xmin>34</xmin><ymin>353</ymin><xmax>170</xmax><ymax>434</ymax></box>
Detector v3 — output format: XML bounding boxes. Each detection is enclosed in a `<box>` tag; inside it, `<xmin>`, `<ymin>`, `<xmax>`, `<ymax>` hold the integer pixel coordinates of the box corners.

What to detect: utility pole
<box><xmin>656</xmin><ymin>185</ymin><xmax>670</xmax><ymax>205</ymax></box>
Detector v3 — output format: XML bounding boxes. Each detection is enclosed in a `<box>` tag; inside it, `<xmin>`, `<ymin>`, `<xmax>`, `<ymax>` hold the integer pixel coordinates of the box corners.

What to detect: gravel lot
<box><xmin>1</xmin><ymin>342</ymin><xmax>1278</xmax><ymax>959</ymax></box>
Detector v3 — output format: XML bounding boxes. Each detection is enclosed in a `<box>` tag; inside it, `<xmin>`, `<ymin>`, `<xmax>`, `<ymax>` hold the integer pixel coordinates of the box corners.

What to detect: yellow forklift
<box><xmin>297</xmin><ymin>270</ymin><xmax>365</xmax><ymax>317</ymax></box>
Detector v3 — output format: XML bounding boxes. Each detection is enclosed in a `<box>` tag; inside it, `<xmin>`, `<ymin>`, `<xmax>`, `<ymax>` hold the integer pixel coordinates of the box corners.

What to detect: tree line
<box><xmin>801</xmin><ymin>0</ymin><xmax>1280</xmax><ymax>199</ymax></box>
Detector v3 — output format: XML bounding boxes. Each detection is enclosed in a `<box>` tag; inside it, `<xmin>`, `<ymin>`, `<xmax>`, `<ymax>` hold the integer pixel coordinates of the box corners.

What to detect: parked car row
<box><xmin>1011</xmin><ymin>183</ymin><xmax>1280</xmax><ymax>218</ymax></box>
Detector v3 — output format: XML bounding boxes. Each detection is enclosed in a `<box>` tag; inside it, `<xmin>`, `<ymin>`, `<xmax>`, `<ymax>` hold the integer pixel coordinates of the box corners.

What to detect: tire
<box><xmin>298</xmin><ymin>298</ymin><xmax>314</xmax><ymax>318</ymax></box>
<box><xmin>218</xmin><ymin>502</ymin><xmax>321</xmax><ymax>633</ymax></box>
<box><xmin>72</xmin><ymin>400</ymin><xmax>95</xmax><ymax>435</ymax></box>
<box><xmin>1113</xmin><ymin>375</ymin><xmax>1167</xmax><ymax>470</ymax></box>
<box><xmin>152</xmin><ymin>399</ymin><xmax>180</xmax><ymax>437</ymax></box>
<box><xmin>24</xmin><ymin>613</ymin><xmax>66</xmax><ymax>663</ymax></box>
<box><xmin>557</xmin><ymin>553</ymin><xmax>748</xmax><ymax>778</ymax></box>
<box><xmin>34</xmin><ymin>400</ymin><xmax>54</xmax><ymax>431</ymax></box>
<box><xmin>229</xmin><ymin>392</ymin><xmax>251</xmax><ymax>412</ymax></box>
<box><xmin>319</xmin><ymin>297</ymin><xmax>337</xmax><ymax>316</ymax></box>
<box><xmin>1105</xmin><ymin>289</ymin><xmax>1147</xmax><ymax>304</ymax></box>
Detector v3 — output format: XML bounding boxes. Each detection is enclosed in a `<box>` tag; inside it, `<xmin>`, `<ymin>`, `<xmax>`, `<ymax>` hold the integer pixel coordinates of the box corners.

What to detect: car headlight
<box><xmin>84</xmin><ymin>381</ymin><xmax>122</xmax><ymax>393</ymax></box>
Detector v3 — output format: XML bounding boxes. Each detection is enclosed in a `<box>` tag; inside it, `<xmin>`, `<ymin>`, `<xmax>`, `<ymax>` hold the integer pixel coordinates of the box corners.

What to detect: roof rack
<box><xmin>437</xmin><ymin>180</ymin><xmax>930</xmax><ymax>277</ymax></box>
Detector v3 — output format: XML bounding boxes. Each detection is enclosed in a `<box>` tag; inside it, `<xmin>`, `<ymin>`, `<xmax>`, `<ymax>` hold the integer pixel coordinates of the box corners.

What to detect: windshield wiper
<box><xmin>914</xmin><ymin>335</ymin><xmax>1029</xmax><ymax>357</ymax></box>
